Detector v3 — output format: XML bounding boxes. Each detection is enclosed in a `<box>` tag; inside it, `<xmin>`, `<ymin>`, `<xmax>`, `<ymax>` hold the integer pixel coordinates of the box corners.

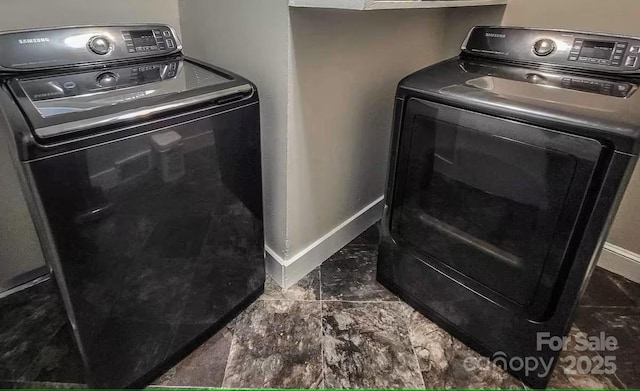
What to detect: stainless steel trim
<box><xmin>0</xmin><ymin>24</ymin><xmax>182</xmax><ymax>72</ymax></box>
<box><xmin>462</xmin><ymin>26</ymin><xmax>640</xmax><ymax>49</ymax></box>
<box><xmin>460</xmin><ymin>26</ymin><xmax>640</xmax><ymax>74</ymax></box>
<box><xmin>460</xmin><ymin>25</ymin><xmax>478</xmax><ymax>52</ymax></box>
<box><xmin>34</xmin><ymin>84</ymin><xmax>254</xmax><ymax>139</ymax></box>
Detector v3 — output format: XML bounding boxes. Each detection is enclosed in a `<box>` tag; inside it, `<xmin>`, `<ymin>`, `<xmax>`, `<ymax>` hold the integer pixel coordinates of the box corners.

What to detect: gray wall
<box><xmin>178</xmin><ymin>0</ymin><xmax>291</xmax><ymax>258</ymax></box>
<box><xmin>0</xmin><ymin>0</ymin><xmax>181</xmax><ymax>33</ymax></box>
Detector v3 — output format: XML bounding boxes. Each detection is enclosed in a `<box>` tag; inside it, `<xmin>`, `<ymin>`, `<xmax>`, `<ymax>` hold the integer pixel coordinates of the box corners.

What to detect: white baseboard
<box><xmin>598</xmin><ymin>242</ymin><xmax>640</xmax><ymax>284</ymax></box>
<box><xmin>265</xmin><ymin>196</ymin><xmax>384</xmax><ymax>289</ymax></box>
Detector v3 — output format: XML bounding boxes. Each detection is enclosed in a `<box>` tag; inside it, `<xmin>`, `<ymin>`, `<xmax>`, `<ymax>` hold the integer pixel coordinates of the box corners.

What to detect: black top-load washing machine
<box><xmin>378</xmin><ymin>26</ymin><xmax>640</xmax><ymax>388</ymax></box>
<box><xmin>0</xmin><ymin>25</ymin><xmax>263</xmax><ymax>387</ymax></box>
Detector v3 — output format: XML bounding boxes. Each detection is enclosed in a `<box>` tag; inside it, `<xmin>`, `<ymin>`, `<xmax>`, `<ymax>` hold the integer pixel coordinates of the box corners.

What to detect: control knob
<box><xmin>96</xmin><ymin>72</ymin><xmax>118</xmax><ymax>88</ymax></box>
<box><xmin>533</xmin><ymin>38</ymin><xmax>556</xmax><ymax>56</ymax></box>
<box><xmin>88</xmin><ymin>36</ymin><xmax>112</xmax><ymax>55</ymax></box>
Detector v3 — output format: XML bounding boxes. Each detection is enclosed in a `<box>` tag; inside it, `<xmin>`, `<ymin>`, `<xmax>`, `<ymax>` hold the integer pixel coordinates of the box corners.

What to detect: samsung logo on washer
<box><xmin>18</xmin><ymin>37</ymin><xmax>50</xmax><ymax>44</ymax></box>
<box><xmin>486</xmin><ymin>33</ymin><xmax>506</xmax><ymax>39</ymax></box>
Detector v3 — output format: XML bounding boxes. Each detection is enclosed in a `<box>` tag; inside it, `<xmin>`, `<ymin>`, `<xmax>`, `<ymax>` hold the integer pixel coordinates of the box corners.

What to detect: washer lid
<box><xmin>398</xmin><ymin>57</ymin><xmax>640</xmax><ymax>155</ymax></box>
<box><xmin>9</xmin><ymin>57</ymin><xmax>253</xmax><ymax>140</ymax></box>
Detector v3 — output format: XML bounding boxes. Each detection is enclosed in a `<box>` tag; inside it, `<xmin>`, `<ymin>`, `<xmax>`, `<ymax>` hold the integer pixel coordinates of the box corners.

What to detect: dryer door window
<box><xmin>390</xmin><ymin>98</ymin><xmax>602</xmax><ymax>320</ymax></box>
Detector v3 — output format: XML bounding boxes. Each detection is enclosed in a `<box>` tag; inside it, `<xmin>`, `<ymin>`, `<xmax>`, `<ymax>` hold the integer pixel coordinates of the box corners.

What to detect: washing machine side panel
<box><xmin>26</xmin><ymin>103</ymin><xmax>264</xmax><ymax>388</ymax></box>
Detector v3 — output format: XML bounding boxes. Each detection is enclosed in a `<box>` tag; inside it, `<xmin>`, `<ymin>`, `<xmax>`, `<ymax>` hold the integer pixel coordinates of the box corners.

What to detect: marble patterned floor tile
<box><xmin>223</xmin><ymin>300</ymin><xmax>323</xmax><ymax>389</ymax></box>
<box><xmin>408</xmin><ymin>310</ymin><xmax>523</xmax><ymax>389</ymax></box>
<box><xmin>261</xmin><ymin>268</ymin><xmax>321</xmax><ymax>301</ymax></box>
<box><xmin>574</xmin><ymin>306</ymin><xmax>640</xmax><ymax>388</ymax></box>
<box><xmin>348</xmin><ymin>223</ymin><xmax>380</xmax><ymax>247</ymax></box>
<box><xmin>547</xmin><ymin>326</ymin><xmax>622</xmax><ymax>389</ymax></box>
<box><xmin>154</xmin><ymin>323</ymin><xmax>234</xmax><ymax>387</ymax></box>
<box><xmin>322</xmin><ymin>301</ymin><xmax>423</xmax><ymax>389</ymax></box>
<box><xmin>580</xmin><ymin>268</ymin><xmax>638</xmax><ymax>308</ymax></box>
<box><xmin>321</xmin><ymin>246</ymin><xmax>398</xmax><ymax>302</ymax></box>
<box><xmin>18</xmin><ymin>324</ymin><xmax>85</xmax><ymax>384</ymax></box>
<box><xmin>0</xmin><ymin>380</ymin><xmax>86</xmax><ymax>389</ymax></box>
<box><xmin>0</xmin><ymin>280</ymin><xmax>67</xmax><ymax>381</ymax></box>
<box><xmin>605</xmin><ymin>270</ymin><xmax>640</xmax><ymax>308</ymax></box>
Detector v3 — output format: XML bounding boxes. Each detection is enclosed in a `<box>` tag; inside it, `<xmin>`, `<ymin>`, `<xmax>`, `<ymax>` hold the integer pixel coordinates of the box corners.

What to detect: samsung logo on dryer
<box><xmin>18</xmin><ymin>37</ymin><xmax>50</xmax><ymax>44</ymax></box>
<box><xmin>485</xmin><ymin>33</ymin><xmax>506</xmax><ymax>39</ymax></box>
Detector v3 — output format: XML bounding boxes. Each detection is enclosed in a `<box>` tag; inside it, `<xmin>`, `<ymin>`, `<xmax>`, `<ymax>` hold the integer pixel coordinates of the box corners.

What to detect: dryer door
<box><xmin>378</xmin><ymin>97</ymin><xmax>608</xmax><ymax>387</ymax></box>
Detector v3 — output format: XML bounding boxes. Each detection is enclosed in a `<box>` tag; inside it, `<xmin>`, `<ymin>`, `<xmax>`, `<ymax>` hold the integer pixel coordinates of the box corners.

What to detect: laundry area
<box><xmin>0</xmin><ymin>0</ymin><xmax>639</xmax><ymax>389</ymax></box>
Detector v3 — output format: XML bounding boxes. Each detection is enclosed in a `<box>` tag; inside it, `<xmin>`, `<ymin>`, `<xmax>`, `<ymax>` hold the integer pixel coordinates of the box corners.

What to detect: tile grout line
<box><xmin>401</xmin><ymin>304</ymin><xmax>427</xmax><ymax>390</ymax></box>
<box><xmin>219</xmin><ymin>312</ymin><xmax>241</xmax><ymax>388</ymax></box>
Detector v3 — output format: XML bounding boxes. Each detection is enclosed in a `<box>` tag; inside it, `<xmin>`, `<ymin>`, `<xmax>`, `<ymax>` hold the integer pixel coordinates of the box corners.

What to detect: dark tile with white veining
<box><xmin>223</xmin><ymin>300</ymin><xmax>322</xmax><ymax>388</ymax></box>
<box><xmin>0</xmin><ymin>280</ymin><xmax>67</xmax><ymax>381</ymax></box>
<box><xmin>322</xmin><ymin>301</ymin><xmax>423</xmax><ymax>389</ymax></box>
<box><xmin>19</xmin><ymin>324</ymin><xmax>85</xmax><ymax>384</ymax></box>
<box><xmin>321</xmin><ymin>246</ymin><xmax>397</xmax><ymax>302</ymax></box>
<box><xmin>580</xmin><ymin>267</ymin><xmax>637</xmax><ymax>308</ymax></box>
<box><xmin>547</xmin><ymin>325</ymin><xmax>622</xmax><ymax>389</ymax></box>
<box><xmin>604</xmin><ymin>269</ymin><xmax>640</xmax><ymax>308</ymax></box>
<box><xmin>0</xmin><ymin>380</ymin><xmax>86</xmax><ymax>389</ymax></box>
<box><xmin>154</xmin><ymin>322</ymin><xmax>234</xmax><ymax>387</ymax></box>
<box><xmin>408</xmin><ymin>310</ymin><xmax>523</xmax><ymax>389</ymax></box>
<box><xmin>261</xmin><ymin>268</ymin><xmax>320</xmax><ymax>301</ymax></box>
<box><xmin>574</xmin><ymin>306</ymin><xmax>640</xmax><ymax>388</ymax></box>
<box><xmin>348</xmin><ymin>223</ymin><xmax>380</xmax><ymax>247</ymax></box>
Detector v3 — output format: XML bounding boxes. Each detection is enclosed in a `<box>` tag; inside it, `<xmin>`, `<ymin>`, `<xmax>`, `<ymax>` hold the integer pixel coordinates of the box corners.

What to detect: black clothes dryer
<box><xmin>378</xmin><ymin>26</ymin><xmax>640</xmax><ymax>388</ymax></box>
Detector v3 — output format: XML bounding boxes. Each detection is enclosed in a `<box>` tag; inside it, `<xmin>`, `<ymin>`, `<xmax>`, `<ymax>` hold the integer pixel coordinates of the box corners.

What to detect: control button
<box><xmin>96</xmin><ymin>72</ymin><xmax>118</xmax><ymax>88</ymax></box>
<box><xmin>630</xmin><ymin>46</ymin><xmax>640</xmax><ymax>54</ymax></box>
<box><xmin>588</xmin><ymin>58</ymin><xmax>598</xmax><ymax>63</ymax></box>
<box><xmin>128</xmin><ymin>48</ymin><xmax>136</xmax><ymax>53</ymax></box>
<box><xmin>166</xmin><ymin>39</ymin><xmax>175</xmax><ymax>49</ymax></box>
<box><xmin>625</xmin><ymin>56</ymin><xmax>637</xmax><ymax>67</ymax></box>
<box><xmin>88</xmin><ymin>36</ymin><xmax>112</xmax><ymax>55</ymax></box>
<box><xmin>568</xmin><ymin>56</ymin><xmax>578</xmax><ymax>61</ymax></box>
<box><xmin>153</xmin><ymin>30</ymin><xmax>162</xmax><ymax>37</ymax></box>
<box><xmin>163</xmin><ymin>30</ymin><xmax>171</xmax><ymax>37</ymax></box>
<box><xmin>579</xmin><ymin>56</ymin><xmax>588</xmax><ymax>61</ymax></box>
<box><xmin>616</xmin><ymin>42</ymin><xmax>628</xmax><ymax>48</ymax></box>
<box><xmin>533</xmin><ymin>38</ymin><xmax>555</xmax><ymax>56</ymax></box>
<box><xmin>63</xmin><ymin>81</ymin><xmax>76</xmax><ymax>90</ymax></box>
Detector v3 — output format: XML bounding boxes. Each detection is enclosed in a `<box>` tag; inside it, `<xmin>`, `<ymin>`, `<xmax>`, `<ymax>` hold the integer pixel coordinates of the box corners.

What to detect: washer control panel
<box><xmin>462</xmin><ymin>26</ymin><xmax>640</xmax><ymax>74</ymax></box>
<box><xmin>0</xmin><ymin>24</ymin><xmax>181</xmax><ymax>72</ymax></box>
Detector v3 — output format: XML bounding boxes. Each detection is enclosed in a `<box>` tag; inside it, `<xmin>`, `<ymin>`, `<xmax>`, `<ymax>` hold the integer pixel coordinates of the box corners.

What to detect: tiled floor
<box><xmin>1</xmin><ymin>224</ymin><xmax>639</xmax><ymax>389</ymax></box>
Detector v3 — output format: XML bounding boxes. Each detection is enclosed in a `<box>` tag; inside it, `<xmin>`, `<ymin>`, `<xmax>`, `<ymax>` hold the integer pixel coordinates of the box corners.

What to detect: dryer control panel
<box><xmin>462</xmin><ymin>26</ymin><xmax>640</xmax><ymax>74</ymax></box>
<box><xmin>0</xmin><ymin>24</ymin><xmax>181</xmax><ymax>72</ymax></box>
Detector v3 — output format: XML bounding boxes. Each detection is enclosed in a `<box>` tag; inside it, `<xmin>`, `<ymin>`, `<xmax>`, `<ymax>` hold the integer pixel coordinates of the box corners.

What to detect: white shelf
<box><xmin>289</xmin><ymin>0</ymin><xmax>508</xmax><ymax>11</ymax></box>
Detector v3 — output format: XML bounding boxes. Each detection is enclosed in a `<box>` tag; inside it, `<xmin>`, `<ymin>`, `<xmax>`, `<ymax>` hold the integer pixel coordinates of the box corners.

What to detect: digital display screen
<box><xmin>580</xmin><ymin>41</ymin><xmax>615</xmax><ymax>60</ymax></box>
<box><xmin>130</xmin><ymin>30</ymin><xmax>157</xmax><ymax>48</ymax></box>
